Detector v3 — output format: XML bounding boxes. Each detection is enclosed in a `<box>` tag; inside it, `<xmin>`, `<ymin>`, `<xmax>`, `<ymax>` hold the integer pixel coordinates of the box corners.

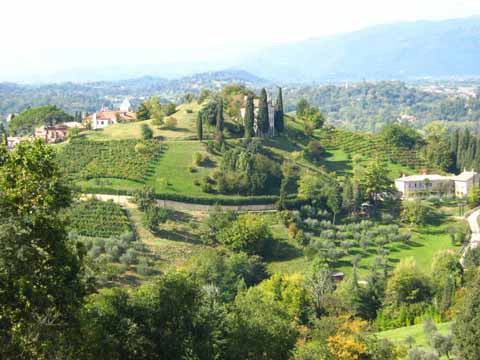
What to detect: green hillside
<box><xmin>61</xmin><ymin>105</ymin><xmax>426</xmax><ymax>205</ymax></box>
<box><xmin>81</xmin><ymin>103</ymin><xmax>202</xmax><ymax>141</ymax></box>
<box><xmin>376</xmin><ymin>322</ymin><xmax>452</xmax><ymax>348</ymax></box>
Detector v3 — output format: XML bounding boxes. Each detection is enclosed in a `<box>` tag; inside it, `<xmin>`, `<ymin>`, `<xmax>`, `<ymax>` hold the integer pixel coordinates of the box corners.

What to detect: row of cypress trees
<box><xmin>243</xmin><ymin>87</ymin><xmax>285</xmax><ymax>139</ymax></box>
<box><xmin>450</xmin><ymin>128</ymin><xmax>480</xmax><ymax>172</ymax></box>
<box><xmin>196</xmin><ymin>87</ymin><xmax>284</xmax><ymax>141</ymax></box>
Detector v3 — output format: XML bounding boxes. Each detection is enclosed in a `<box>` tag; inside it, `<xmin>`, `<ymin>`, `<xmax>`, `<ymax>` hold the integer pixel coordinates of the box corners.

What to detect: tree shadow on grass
<box><xmin>200</xmin><ymin>158</ymin><xmax>217</xmax><ymax>168</ymax></box>
<box><xmin>264</xmin><ymin>239</ymin><xmax>303</xmax><ymax>262</ymax></box>
<box><xmin>404</xmin><ymin>239</ymin><xmax>424</xmax><ymax>247</ymax></box>
<box><xmin>164</xmin><ymin>127</ymin><xmax>191</xmax><ymax>133</ymax></box>
<box><xmin>169</xmin><ymin>210</ymin><xmax>194</xmax><ymax>223</ymax></box>
<box><xmin>154</xmin><ymin>228</ymin><xmax>202</xmax><ymax>244</ymax></box>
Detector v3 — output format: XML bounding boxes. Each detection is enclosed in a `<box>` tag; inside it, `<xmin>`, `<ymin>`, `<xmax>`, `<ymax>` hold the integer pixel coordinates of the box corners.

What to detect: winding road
<box><xmin>461</xmin><ymin>207</ymin><xmax>480</xmax><ymax>266</ymax></box>
<box><xmin>81</xmin><ymin>194</ymin><xmax>276</xmax><ymax>212</ymax></box>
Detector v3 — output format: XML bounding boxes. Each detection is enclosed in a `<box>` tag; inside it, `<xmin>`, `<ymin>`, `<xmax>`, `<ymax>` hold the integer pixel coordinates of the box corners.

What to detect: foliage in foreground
<box><xmin>0</xmin><ymin>140</ymin><xmax>90</xmax><ymax>358</ymax></box>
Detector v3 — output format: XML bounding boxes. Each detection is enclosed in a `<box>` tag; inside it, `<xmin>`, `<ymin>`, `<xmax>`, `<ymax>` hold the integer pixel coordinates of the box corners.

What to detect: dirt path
<box><xmin>82</xmin><ymin>194</ymin><xmax>277</xmax><ymax>212</ymax></box>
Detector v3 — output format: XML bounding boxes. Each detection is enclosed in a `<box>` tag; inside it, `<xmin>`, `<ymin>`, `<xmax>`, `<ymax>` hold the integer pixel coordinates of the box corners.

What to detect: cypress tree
<box><xmin>467</xmin><ymin>141</ymin><xmax>477</xmax><ymax>170</ymax></box>
<box><xmin>0</xmin><ymin>123</ymin><xmax>6</xmax><ymax>146</ymax></box>
<box><xmin>257</xmin><ymin>88</ymin><xmax>270</xmax><ymax>136</ymax></box>
<box><xmin>137</xmin><ymin>102</ymin><xmax>151</xmax><ymax>120</ymax></box>
<box><xmin>216</xmin><ymin>99</ymin><xmax>224</xmax><ymax>133</ymax></box>
<box><xmin>196</xmin><ymin>113</ymin><xmax>203</xmax><ymax>141</ymax></box>
<box><xmin>244</xmin><ymin>95</ymin><xmax>254</xmax><ymax>139</ymax></box>
<box><xmin>475</xmin><ymin>137</ymin><xmax>480</xmax><ymax>171</ymax></box>
<box><xmin>450</xmin><ymin>129</ymin><xmax>460</xmax><ymax>171</ymax></box>
<box><xmin>274</xmin><ymin>87</ymin><xmax>284</xmax><ymax>133</ymax></box>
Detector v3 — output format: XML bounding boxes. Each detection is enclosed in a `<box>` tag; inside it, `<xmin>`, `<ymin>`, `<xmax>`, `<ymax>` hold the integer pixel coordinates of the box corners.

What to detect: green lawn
<box><xmin>376</xmin><ymin>321</ymin><xmax>452</xmax><ymax>348</ymax></box>
<box><xmin>145</xmin><ymin>141</ymin><xmax>216</xmax><ymax>196</ymax></box>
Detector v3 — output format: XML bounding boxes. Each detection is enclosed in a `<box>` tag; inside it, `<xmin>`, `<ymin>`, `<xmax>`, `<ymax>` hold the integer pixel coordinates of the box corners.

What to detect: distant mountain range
<box><xmin>9</xmin><ymin>16</ymin><xmax>480</xmax><ymax>84</ymax></box>
<box><xmin>0</xmin><ymin>70</ymin><xmax>270</xmax><ymax>114</ymax></box>
<box><xmin>242</xmin><ymin>16</ymin><xmax>480</xmax><ymax>82</ymax></box>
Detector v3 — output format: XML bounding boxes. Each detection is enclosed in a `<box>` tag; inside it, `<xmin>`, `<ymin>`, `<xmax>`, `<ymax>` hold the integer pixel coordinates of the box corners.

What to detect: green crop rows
<box><xmin>65</xmin><ymin>199</ymin><xmax>132</xmax><ymax>238</ymax></box>
<box><xmin>321</xmin><ymin>128</ymin><xmax>426</xmax><ymax>169</ymax></box>
<box><xmin>57</xmin><ymin>139</ymin><xmax>163</xmax><ymax>182</ymax></box>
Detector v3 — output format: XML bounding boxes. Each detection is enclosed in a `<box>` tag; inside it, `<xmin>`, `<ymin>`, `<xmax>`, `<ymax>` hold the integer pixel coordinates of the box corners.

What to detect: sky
<box><xmin>1</xmin><ymin>0</ymin><xmax>480</xmax><ymax>82</ymax></box>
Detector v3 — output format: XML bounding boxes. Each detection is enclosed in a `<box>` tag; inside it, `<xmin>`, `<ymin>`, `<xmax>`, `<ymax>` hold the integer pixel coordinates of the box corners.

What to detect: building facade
<box><xmin>84</xmin><ymin>100</ymin><xmax>137</xmax><ymax>130</ymax></box>
<box><xmin>395</xmin><ymin>170</ymin><xmax>480</xmax><ymax>198</ymax></box>
<box><xmin>34</xmin><ymin>125</ymin><xmax>68</xmax><ymax>144</ymax></box>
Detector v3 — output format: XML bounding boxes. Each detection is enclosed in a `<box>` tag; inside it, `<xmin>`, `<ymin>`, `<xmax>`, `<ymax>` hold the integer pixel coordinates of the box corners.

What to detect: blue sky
<box><xmin>1</xmin><ymin>0</ymin><xmax>479</xmax><ymax>82</ymax></box>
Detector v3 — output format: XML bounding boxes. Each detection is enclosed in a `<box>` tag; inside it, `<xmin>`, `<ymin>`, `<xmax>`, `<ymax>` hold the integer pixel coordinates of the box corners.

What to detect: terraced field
<box><xmin>318</xmin><ymin>127</ymin><xmax>427</xmax><ymax>170</ymax></box>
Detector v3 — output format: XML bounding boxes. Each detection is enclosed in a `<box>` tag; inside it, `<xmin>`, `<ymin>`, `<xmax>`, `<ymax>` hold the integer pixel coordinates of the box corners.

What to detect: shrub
<box><xmin>157</xmin><ymin>208</ymin><xmax>173</xmax><ymax>223</ymax></box>
<box><xmin>136</xmin><ymin>259</ymin><xmax>153</xmax><ymax>276</ymax></box>
<box><xmin>201</xmin><ymin>180</ymin><xmax>215</xmax><ymax>193</ymax></box>
<box><xmin>141</xmin><ymin>124</ymin><xmax>153</xmax><ymax>139</ymax></box>
<box><xmin>306</xmin><ymin>140</ymin><xmax>325</xmax><ymax>162</ymax></box>
<box><xmin>106</xmin><ymin>245</ymin><xmax>123</xmax><ymax>262</ymax></box>
<box><xmin>133</xmin><ymin>186</ymin><xmax>156</xmax><ymax>211</ymax></box>
<box><xmin>152</xmin><ymin>116</ymin><xmax>164</xmax><ymax>127</ymax></box>
<box><xmin>120</xmin><ymin>249</ymin><xmax>138</xmax><ymax>265</ymax></box>
<box><xmin>164</xmin><ymin>117</ymin><xmax>178</xmax><ymax>129</ymax></box>
<box><xmin>186</xmin><ymin>109</ymin><xmax>193</xmax><ymax>114</ymax></box>
<box><xmin>206</xmin><ymin>141</ymin><xmax>215</xmax><ymax>154</ymax></box>
<box><xmin>188</xmin><ymin>166</ymin><xmax>197</xmax><ymax>173</ymax></box>
<box><xmin>89</xmin><ymin>245</ymin><xmax>103</xmax><ymax>258</ymax></box>
<box><xmin>192</xmin><ymin>152</ymin><xmax>203</xmax><ymax>166</ymax></box>
<box><xmin>217</xmin><ymin>213</ymin><xmax>273</xmax><ymax>256</ymax></box>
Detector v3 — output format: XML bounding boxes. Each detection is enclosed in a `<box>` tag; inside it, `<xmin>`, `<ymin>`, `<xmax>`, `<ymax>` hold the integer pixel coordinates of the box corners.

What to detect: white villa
<box><xmin>395</xmin><ymin>170</ymin><xmax>480</xmax><ymax>198</ymax></box>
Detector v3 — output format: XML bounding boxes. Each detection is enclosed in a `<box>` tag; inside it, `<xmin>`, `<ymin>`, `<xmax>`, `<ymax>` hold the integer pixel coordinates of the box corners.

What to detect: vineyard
<box><xmin>65</xmin><ymin>199</ymin><xmax>132</xmax><ymax>237</ymax></box>
<box><xmin>319</xmin><ymin>128</ymin><xmax>427</xmax><ymax>169</ymax></box>
<box><xmin>57</xmin><ymin>139</ymin><xmax>163</xmax><ymax>182</ymax></box>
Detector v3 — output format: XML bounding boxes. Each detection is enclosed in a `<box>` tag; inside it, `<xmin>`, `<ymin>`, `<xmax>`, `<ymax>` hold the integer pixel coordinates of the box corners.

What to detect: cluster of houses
<box><xmin>6</xmin><ymin>98</ymin><xmax>137</xmax><ymax>149</ymax></box>
<box><xmin>83</xmin><ymin>98</ymin><xmax>136</xmax><ymax>130</ymax></box>
<box><xmin>395</xmin><ymin>169</ymin><xmax>480</xmax><ymax>199</ymax></box>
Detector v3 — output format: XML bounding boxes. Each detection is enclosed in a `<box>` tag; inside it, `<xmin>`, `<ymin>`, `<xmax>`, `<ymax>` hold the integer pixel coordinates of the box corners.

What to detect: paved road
<box><xmin>81</xmin><ymin>194</ymin><xmax>276</xmax><ymax>212</ymax></box>
<box><xmin>460</xmin><ymin>208</ymin><xmax>480</xmax><ymax>266</ymax></box>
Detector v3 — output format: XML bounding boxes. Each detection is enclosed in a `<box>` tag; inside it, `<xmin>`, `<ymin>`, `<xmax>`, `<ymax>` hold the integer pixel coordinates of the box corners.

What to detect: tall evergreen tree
<box><xmin>137</xmin><ymin>102</ymin><xmax>151</xmax><ymax>120</ymax></box>
<box><xmin>216</xmin><ymin>99</ymin><xmax>224</xmax><ymax>133</ymax></box>
<box><xmin>453</xmin><ymin>273</ymin><xmax>480</xmax><ymax>359</ymax></box>
<box><xmin>244</xmin><ymin>95</ymin><xmax>255</xmax><ymax>139</ymax></box>
<box><xmin>256</xmin><ymin>89</ymin><xmax>270</xmax><ymax>136</ymax></box>
<box><xmin>196</xmin><ymin>113</ymin><xmax>203</xmax><ymax>141</ymax></box>
<box><xmin>341</xmin><ymin>177</ymin><xmax>355</xmax><ymax>215</ymax></box>
<box><xmin>274</xmin><ymin>87</ymin><xmax>284</xmax><ymax>133</ymax></box>
<box><xmin>450</xmin><ymin>128</ymin><xmax>460</xmax><ymax>170</ymax></box>
<box><xmin>0</xmin><ymin>123</ymin><xmax>6</xmax><ymax>146</ymax></box>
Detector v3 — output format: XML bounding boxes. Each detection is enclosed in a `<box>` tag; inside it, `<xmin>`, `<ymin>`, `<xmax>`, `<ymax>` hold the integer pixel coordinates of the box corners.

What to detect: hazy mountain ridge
<box><xmin>242</xmin><ymin>16</ymin><xmax>480</xmax><ymax>82</ymax></box>
<box><xmin>0</xmin><ymin>70</ymin><xmax>269</xmax><ymax>114</ymax></box>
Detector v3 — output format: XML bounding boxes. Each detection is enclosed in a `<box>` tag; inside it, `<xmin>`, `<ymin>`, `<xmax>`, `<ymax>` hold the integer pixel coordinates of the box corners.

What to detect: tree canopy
<box><xmin>9</xmin><ymin>105</ymin><xmax>73</xmax><ymax>135</ymax></box>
